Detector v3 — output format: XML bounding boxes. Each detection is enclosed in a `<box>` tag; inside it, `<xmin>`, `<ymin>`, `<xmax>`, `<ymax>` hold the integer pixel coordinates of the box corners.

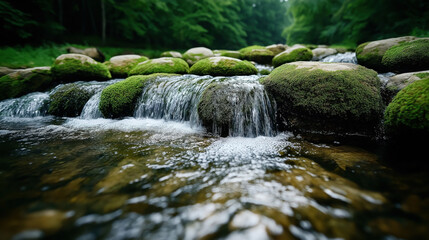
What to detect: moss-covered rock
<box><xmin>272</xmin><ymin>46</ymin><xmax>313</xmax><ymax>67</ymax></box>
<box><xmin>384</xmin><ymin>77</ymin><xmax>429</xmax><ymax>137</ymax></box>
<box><xmin>213</xmin><ymin>50</ymin><xmax>243</xmax><ymax>59</ymax></box>
<box><xmin>99</xmin><ymin>73</ymin><xmax>176</xmax><ymax>118</ymax></box>
<box><xmin>160</xmin><ymin>51</ymin><xmax>182</xmax><ymax>58</ymax></box>
<box><xmin>104</xmin><ymin>55</ymin><xmax>148</xmax><ymax>78</ymax></box>
<box><xmin>261</xmin><ymin>62</ymin><xmax>384</xmax><ymax>135</ymax></box>
<box><xmin>311</xmin><ymin>47</ymin><xmax>338</xmax><ymax>60</ymax></box>
<box><xmin>51</xmin><ymin>54</ymin><xmax>111</xmax><ymax>82</ymax></box>
<box><xmin>0</xmin><ymin>67</ymin><xmax>53</xmax><ymax>101</ymax></box>
<box><xmin>382</xmin><ymin>70</ymin><xmax>429</xmax><ymax>104</ymax></box>
<box><xmin>67</xmin><ymin>46</ymin><xmax>105</xmax><ymax>62</ymax></box>
<box><xmin>265</xmin><ymin>44</ymin><xmax>287</xmax><ymax>56</ymax></box>
<box><xmin>356</xmin><ymin>36</ymin><xmax>417</xmax><ymax>71</ymax></box>
<box><xmin>48</xmin><ymin>84</ymin><xmax>92</xmax><ymax>117</ymax></box>
<box><xmin>189</xmin><ymin>57</ymin><xmax>257</xmax><ymax>76</ymax></box>
<box><xmin>129</xmin><ymin>57</ymin><xmax>189</xmax><ymax>75</ymax></box>
<box><xmin>240</xmin><ymin>45</ymin><xmax>275</xmax><ymax>64</ymax></box>
<box><xmin>381</xmin><ymin>39</ymin><xmax>429</xmax><ymax>73</ymax></box>
<box><xmin>182</xmin><ymin>47</ymin><xmax>214</xmax><ymax>65</ymax></box>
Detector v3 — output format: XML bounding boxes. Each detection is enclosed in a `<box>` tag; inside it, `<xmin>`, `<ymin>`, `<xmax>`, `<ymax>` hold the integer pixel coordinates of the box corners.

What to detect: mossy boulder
<box><xmin>160</xmin><ymin>51</ymin><xmax>182</xmax><ymax>58</ymax></box>
<box><xmin>104</xmin><ymin>55</ymin><xmax>148</xmax><ymax>78</ymax></box>
<box><xmin>0</xmin><ymin>67</ymin><xmax>53</xmax><ymax>101</ymax></box>
<box><xmin>67</xmin><ymin>46</ymin><xmax>105</xmax><ymax>62</ymax></box>
<box><xmin>384</xmin><ymin>77</ymin><xmax>429</xmax><ymax>137</ymax></box>
<box><xmin>355</xmin><ymin>36</ymin><xmax>417</xmax><ymax>71</ymax></box>
<box><xmin>48</xmin><ymin>84</ymin><xmax>92</xmax><ymax>117</ymax></box>
<box><xmin>266</xmin><ymin>44</ymin><xmax>287</xmax><ymax>56</ymax></box>
<box><xmin>129</xmin><ymin>57</ymin><xmax>189</xmax><ymax>76</ymax></box>
<box><xmin>99</xmin><ymin>73</ymin><xmax>176</xmax><ymax>118</ymax></box>
<box><xmin>182</xmin><ymin>47</ymin><xmax>214</xmax><ymax>65</ymax></box>
<box><xmin>240</xmin><ymin>45</ymin><xmax>275</xmax><ymax>64</ymax></box>
<box><xmin>272</xmin><ymin>46</ymin><xmax>313</xmax><ymax>67</ymax></box>
<box><xmin>213</xmin><ymin>50</ymin><xmax>243</xmax><ymax>59</ymax></box>
<box><xmin>381</xmin><ymin>39</ymin><xmax>429</xmax><ymax>73</ymax></box>
<box><xmin>261</xmin><ymin>62</ymin><xmax>384</xmax><ymax>135</ymax></box>
<box><xmin>189</xmin><ymin>57</ymin><xmax>257</xmax><ymax>76</ymax></box>
<box><xmin>51</xmin><ymin>54</ymin><xmax>111</xmax><ymax>82</ymax></box>
<box><xmin>382</xmin><ymin>70</ymin><xmax>429</xmax><ymax>104</ymax></box>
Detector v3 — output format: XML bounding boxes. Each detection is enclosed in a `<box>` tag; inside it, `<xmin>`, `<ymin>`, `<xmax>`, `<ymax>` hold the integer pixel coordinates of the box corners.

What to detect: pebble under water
<box><xmin>0</xmin><ymin>74</ymin><xmax>429</xmax><ymax>240</ymax></box>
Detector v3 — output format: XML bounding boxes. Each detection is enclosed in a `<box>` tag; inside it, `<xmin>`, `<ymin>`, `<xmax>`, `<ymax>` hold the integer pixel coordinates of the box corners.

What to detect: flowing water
<box><xmin>320</xmin><ymin>52</ymin><xmax>357</xmax><ymax>64</ymax></box>
<box><xmin>0</xmin><ymin>75</ymin><xmax>428</xmax><ymax>240</ymax></box>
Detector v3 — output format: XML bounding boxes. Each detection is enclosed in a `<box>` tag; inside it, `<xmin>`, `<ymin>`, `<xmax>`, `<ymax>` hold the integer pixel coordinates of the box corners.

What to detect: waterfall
<box><xmin>0</xmin><ymin>92</ymin><xmax>50</xmax><ymax>118</ymax></box>
<box><xmin>80</xmin><ymin>92</ymin><xmax>103</xmax><ymax>119</ymax></box>
<box><xmin>134</xmin><ymin>75</ymin><xmax>277</xmax><ymax>137</ymax></box>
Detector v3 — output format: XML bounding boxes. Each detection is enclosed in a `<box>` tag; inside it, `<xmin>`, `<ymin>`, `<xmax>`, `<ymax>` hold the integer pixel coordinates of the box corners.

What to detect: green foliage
<box><xmin>51</xmin><ymin>58</ymin><xmax>111</xmax><ymax>82</ymax></box>
<box><xmin>129</xmin><ymin>58</ymin><xmax>189</xmax><ymax>75</ymax></box>
<box><xmin>283</xmin><ymin>0</ymin><xmax>429</xmax><ymax>46</ymax></box>
<box><xmin>0</xmin><ymin>68</ymin><xmax>52</xmax><ymax>100</ymax></box>
<box><xmin>99</xmin><ymin>74</ymin><xmax>175</xmax><ymax>118</ymax></box>
<box><xmin>261</xmin><ymin>63</ymin><xmax>383</xmax><ymax>133</ymax></box>
<box><xmin>384</xmin><ymin>78</ymin><xmax>429</xmax><ymax>134</ymax></box>
<box><xmin>272</xmin><ymin>47</ymin><xmax>313</xmax><ymax>67</ymax></box>
<box><xmin>382</xmin><ymin>39</ymin><xmax>429</xmax><ymax>73</ymax></box>
<box><xmin>189</xmin><ymin>57</ymin><xmax>257</xmax><ymax>76</ymax></box>
<box><xmin>48</xmin><ymin>84</ymin><xmax>92</xmax><ymax>117</ymax></box>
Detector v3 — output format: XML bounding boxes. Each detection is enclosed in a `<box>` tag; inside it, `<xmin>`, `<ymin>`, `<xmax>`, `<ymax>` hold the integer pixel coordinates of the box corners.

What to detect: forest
<box><xmin>1</xmin><ymin>0</ymin><xmax>427</xmax><ymax>50</ymax></box>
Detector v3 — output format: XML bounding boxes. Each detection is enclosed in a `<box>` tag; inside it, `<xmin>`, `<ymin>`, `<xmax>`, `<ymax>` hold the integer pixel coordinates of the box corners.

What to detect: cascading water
<box><xmin>0</xmin><ymin>92</ymin><xmax>50</xmax><ymax>118</ymax></box>
<box><xmin>320</xmin><ymin>52</ymin><xmax>357</xmax><ymax>64</ymax></box>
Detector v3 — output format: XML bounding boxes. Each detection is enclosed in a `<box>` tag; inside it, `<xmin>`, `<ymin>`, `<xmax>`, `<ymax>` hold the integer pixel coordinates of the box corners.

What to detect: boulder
<box><xmin>311</xmin><ymin>47</ymin><xmax>338</xmax><ymax>60</ymax></box>
<box><xmin>67</xmin><ymin>46</ymin><xmax>105</xmax><ymax>62</ymax></box>
<box><xmin>261</xmin><ymin>62</ymin><xmax>384</xmax><ymax>136</ymax></box>
<box><xmin>381</xmin><ymin>39</ymin><xmax>429</xmax><ymax>73</ymax></box>
<box><xmin>160</xmin><ymin>51</ymin><xmax>182</xmax><ymax>58</ymax></box>
<box><xmin>384</xmin><ymin>77</ymin><xmax>429</xmax><ymax>137</ymax></box>
<box><xmin>99</xmin><ymin>73</ymin><xmax>176</xmax><ymax>118</ymax></box>
<box><xmin>48</xmin><ymin>84</ymin><xmax>92</xmax><ymax>117</ymax></box>
<box><xmin>240</xmin><ymin>45</ymin><xmax>275</xmax><ymax>64</ymax></box>
<box><xmin>0</xmin><ymin>67</ymin><xmax>52</xmax><ymax>101</ymax></box>
<box><xmin>213</xmin><ymin>50</ymin><xmax>243</xmax><ymax>59</ymax></box>
<box><xmin>356</xmin><ymin>36</ymin><xmax>417</xmax><ymax>71</ymax></box>
<box><xmin>182</xmin><ymin>47</ymin><xmax>214</xmax><ymax>65</ymax></box>
<box><xmin>265</xmin><ymin>44</ymin><xmax>288</xmax><ymax>55</ymax></box>
<box><xmin>189</xmin><ymin>57</ymin><xmax>257</xmax><ymax>76</ymax></box>
<box><xmin>51</xmin><ymin>54</ymin><xmax>111</xmax><ymax>82</ymax></box>
<box><xmin>104</xmin><ymin>54</ymin><xmax>148</xmax><ymax>78</ymax></box>
<box><xmin>129</xmin><ymin>57</ymin><xmax>189</xmax><ymax>75</ymax></box>
<box><xmin>382</xmin><ymin>70</ymin><xmax>429</xmax><ymax>104</ymax></box>
<box><xmin>272</xmin><ymin>45</ymin><xmax>313</xmax><ymax>67</ymax></box>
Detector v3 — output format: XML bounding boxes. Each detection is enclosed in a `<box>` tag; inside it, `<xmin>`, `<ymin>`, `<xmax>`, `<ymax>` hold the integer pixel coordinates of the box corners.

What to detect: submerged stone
<box><xmin>51</xmin><ymin>53</ymin><xmax>111</xmax><ymax>82</ymax></box>
<box><xmin>129</xmin><ymin>57</ymin><xmax>189</xmax><ymax>75</ymax></box>
<box><xmin>0</xmin><ymin>67</ymin><xmax>52</xmax><ymax>101</ymax></box>
<box><xmin>189</xmin><ymin>57</ymin><xmax>257</xmax><ymax>76</ymax></box>
<box><xmin>261</xmin><ymin>61</ymin><xmax>384</xmax><ymax>136</ymax></box>
<box><xmin>182</xmin><ymin>47</ymin><xmax>214</xmax><ymax>65</ymax></box>
<box><xmin>104</xmin><ymin>54</ymin><xmax>148</xmax><ymax>78</ymax></box>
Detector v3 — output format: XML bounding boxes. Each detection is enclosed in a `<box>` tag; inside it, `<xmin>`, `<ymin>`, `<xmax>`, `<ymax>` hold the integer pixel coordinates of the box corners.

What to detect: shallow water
<box><xmin>0</xmin><ymin>76</ymin><xmax>429</xmax><ymax>240</ymax></box>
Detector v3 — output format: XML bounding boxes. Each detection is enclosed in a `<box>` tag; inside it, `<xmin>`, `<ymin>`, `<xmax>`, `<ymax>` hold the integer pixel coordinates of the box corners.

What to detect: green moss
<box><xmin>189</xmin><ymin>57</ymin><xmax>257</xmax><ymax>76</ymax></box>
<box><xmin>215</xmin><ymin>50</ymin><xmax>243</xmax><ymax>59</ymax></box>
<box><xmin>355</xmin><ymin>42</ymin><xmax>387</xmax><ymax>71</ymax></box>
<box><xmin>261</xmin><ymin>63</ymin><xmax>383</xmax><ymax>134</ymax></box>
<box><xmin>384</xmin><ymin>77</ymin><xmax>429</xmax><ymax>134</ymax></box>
<box><xmin>129</xmin><ymin>58</ymin><xmax>189</xmax><ymax>76</ymax></box>
<box><xmin>272</xmin><ymin>48</ymin><xmax>313</xmax><ymax>67</ymax></box>
<box><xmin>52</xmin><ymin>58</ymin><xmax>111</xmax><ymax>82</ymax></box>
<box><xmin>48</xmin><ymin>84</ymin><xmax>92</xmax><ymax>117</ymax></box>
<box><xmin>415</xmin><ymin>72</ymin><xmax>429</xmax><ymax>79</ymax></box>
<box><xmin>241</xmin><ymin>48</ymin><xmax>275</xmax><ymax>64</ymax></box>
<box><xmin>259</xmin><ymin>69</ymin><xmax>271</xmax><ymax>75</ymax></box>
<box><xmin>99</xmin><ymin>73</ymin><xmax>176</xmax><ymax>118</ymax></box>
<box><xmin>382</xmin><ymin>39</ymin><xmax>429</xmax><ymax>73</ymax></box>
<box><xmin>104</xmin><ymin>56</ymin><xmax>148</xmax><ymax>78</ymax></box>
<box><xmin>239</xmin><ymin>45</ymin><xmax>266</xmax><ymax>54</ymax></box>
<box><xmin>0</xmin><ymin>68</ymin><xmax>53</xmax><ymax>101</ymax></box>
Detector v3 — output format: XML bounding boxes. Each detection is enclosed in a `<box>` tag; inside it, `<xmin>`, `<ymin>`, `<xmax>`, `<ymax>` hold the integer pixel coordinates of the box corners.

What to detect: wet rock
<box><xmin>382</xmin><ymin>70</ymin><xmax>429</xmax><ymax>103</ymax></box>
<box><xmin>356</xmin><ymin>36</ymin><xmax>417</xmax><ymax>71</ymax></box>
<box><xmin>381</xmin><ymin>39</ymin><xmax>429</xmax><ymax>73</ymax></box>
<box><xmin>261</xmin><ymin>62</ymin><xmax>384</xmax><ymax>137</ymax></box>
<box><xmin>311</xmin><ymin>47</ymin><xmax>338</xmax><ymax>61</ymax></box>
<box><xmin>67</xmin><ymin>46</ymin><xmax>105</xmax><ymax>62</ymax></box>
<box><xmin>0</xmin><ymin>67</ymin><xmax>52</xmax><ymax>101</ymax></box>
<box><xmin>104</xmin><ymin>54</ymin><xmax>148</xmax><ymax>78</ymax></box>
<box><xmin>189</xmin><ymin>57</ymin><xmax>257</xmax><ymax>76</ymax></box>
<box><xmin>182</xmin><ymin>47</ymin><xmax>214</xmax><ymax>65</ymax></box>
<box><xmin>272</xmin><ymin>46</ymin><xmax>313</xmax><ymax>67</ymax></box>
<box><xmin>265</xmin><ymin>44</ymin><xmax>288</xmax><ymax>56</ymax></box>
<box><xmin>51</xmin><ymin>54</ymin><xmax>111</xmax><ymax>82</ymax></box>
<box><xmin>48</xmin><ymin>84</ymin><xmax>92</xmax><ymax>117</ymax></box>
<box><xmin>129</xmin><ymin>57</ymin><xmax>189</xmax><ymax>75</ymax></box>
